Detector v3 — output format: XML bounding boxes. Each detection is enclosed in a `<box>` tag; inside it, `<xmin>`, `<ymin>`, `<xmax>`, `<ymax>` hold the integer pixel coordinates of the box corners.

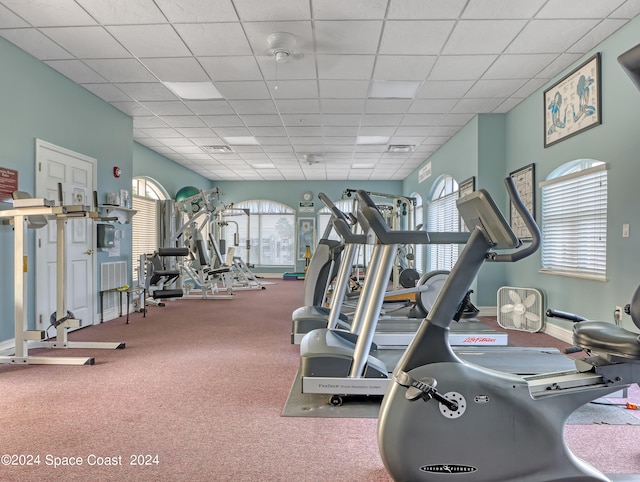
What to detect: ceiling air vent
<box><xmin>201</xmin><ymin>145</ymin><xmax>232</xmax><ymax>153</ymax></box>
<box><xmin>387</xmin><ymin>145</ymin><xmax>415</xmax><ymax>153</ymax></box>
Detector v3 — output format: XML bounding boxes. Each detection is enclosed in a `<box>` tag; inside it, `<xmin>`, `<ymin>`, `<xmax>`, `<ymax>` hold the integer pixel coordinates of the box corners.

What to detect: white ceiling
<box><xmin>1</xmin><ymin>0</ymin><xmax>638</xmax><ymax>182</ymax></box>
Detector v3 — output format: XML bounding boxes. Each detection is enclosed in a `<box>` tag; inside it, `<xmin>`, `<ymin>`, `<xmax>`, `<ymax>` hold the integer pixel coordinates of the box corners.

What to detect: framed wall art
<box><xmin>509</xmin><ymin>164</ymin><xmax>535</xmax><ymax>240</ymax></box>
<box><xmin>297</xmin><ymin>217</ymin><xmax>315</xmax><ymax>261</ymax></box>
<box><xmin>458</xmin><ymin>176</ymin><xmax>475</xmax><ymax>198</ymax></box>
<box><xmin>544</xmin><ymin>53</ymin><xmax>601</xmax><ymax>148</ymax></box>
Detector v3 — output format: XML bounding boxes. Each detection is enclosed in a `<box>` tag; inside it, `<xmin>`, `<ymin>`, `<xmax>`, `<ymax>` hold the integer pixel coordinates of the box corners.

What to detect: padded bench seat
<box><xmin>573</xmin><ymin>321</ymin><xmax>640</xmax><ymax>359</ymax></box>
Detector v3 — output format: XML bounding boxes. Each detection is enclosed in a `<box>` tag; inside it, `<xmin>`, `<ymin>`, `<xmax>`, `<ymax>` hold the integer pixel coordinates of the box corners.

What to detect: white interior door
<box><xmin>35</xmin><ymin>140</ymin><xmax>96</xmax><ymax>331</ymax></box>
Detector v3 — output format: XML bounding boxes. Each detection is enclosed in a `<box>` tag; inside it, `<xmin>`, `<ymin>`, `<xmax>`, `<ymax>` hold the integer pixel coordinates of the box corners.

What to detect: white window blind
<box><xmin>131</xmin><ymin>195</ymin><xmax>159</xmax><ymax>282</ymax></box>
<box><xmin>427</xmin><ymin>189</ymin><xmax>459</xmax><ymax>271</ymax></box>
<box><xmin>540</xmin><ymin>163</ymin><xmax>607</xmax><ymax>280</ymax></box>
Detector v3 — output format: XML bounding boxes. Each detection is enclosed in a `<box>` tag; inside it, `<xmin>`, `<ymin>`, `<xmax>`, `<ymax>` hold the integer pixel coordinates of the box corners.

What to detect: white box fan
<box><xmin>497</xmin><ymin>286</ymin><xmax>544</xmax><ymax>332</ymax></box>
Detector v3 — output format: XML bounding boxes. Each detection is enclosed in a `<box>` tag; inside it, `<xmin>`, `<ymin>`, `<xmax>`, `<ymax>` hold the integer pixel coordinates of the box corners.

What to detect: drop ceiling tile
<box><xmin>136</xmin><ymin>138</ymin><xmax>164</xmax><ymax>148</ymax></box>
<box><xmin>388</xmin><ymin>0</ymin><xmax>467</xmax><ymax>19</ymax></box>
<box><xmin>428</xmin><ymin>55</ymin><xmax>497</xmax><ymax>80</ymax></box>
<box><xmin>275</xmin><ymin>99</ymin><xmax>321</xmax><ymax>113</ymax></box>
<box><xmin>506</xmin><ymin>20</ymin><xmax>599</xmax><ymax>54</ymax></box>
<box><xmin>175</xmin><ymin>127</ymin><xmax>216</xmax><ymax>137</ymax></box>
<box><xmin>44</xmin><ymin>59</ymin><xmax>107</xmax><ymax>83</ymax></box>
<box><xmin>174</xmin><ymin>23</ymin><xmax>252</xmax><ymax>56</ymax></box>
<box><xmin>107</xmin><ymin>25</ymin><xmax>190</xmax><ymax>58</ymax></box>
<box><xmin>84</xmin><ymin>58</ymin><xmax>157</xmax><ymax>82</ymax></box>
<box><xmin>394</xmin><ymin>126</ymin><xmax>433</xmax><ymax>137</ymax></box>
<box><xmin>162</xmin><ymin>116</ymin><xmax>206</xmax><ymax>128</ymax></box>
<box><xmin>133</xmin><ymin>129</ymin><xmax>148</xmax><ymax>139</ymax></box>
<box><xmin>379</xmin><ymin>21</ymin><xmax>454</xmax><ymax>55</ymax></box>
<box><xmin>322</xmin><ymin>136</ymin><xmax>357</xmax><ymax>144</ymax></box>
<box><xmin>256</xmin><ymin>136</ymin><xmax>292</xmax><ymax>145</ymax></box>
<box><xmin>536</xmin><ymin>0</ymin><xmax>626</xmax><ymax>18</ymax></box>
<box><xmin>201</xmin><ymin>115</ymin><xmax>245</xmax><ymax>127</ymax></box>
<box><xmin>461</xmin><ymin>0</ymin><xmax>546</xmax><ymax>19</ymax></box>
<box><xmin>155</xmin><ymin>0</ymin><xmax>238</xmax><ymax>22</ymax></box>
<box><xmin>216</xmin><ymin>81</ymin><xmax>271</xmax><ymax>99</ymax></box>
<box><xmin>158</xmin><ymin>137</ymin><xmax>193</xmax><ymax>148</ymax></box>
<box><xmin>443</xmin><ymin>20</ymin><xmax>527</xmax><ymax>55</ymax></box>
<box><xmin>451</xmin><ymin>98</ymin><xmax>503</xmax><ymax>113</ymax></box>
<box><xmin>141</xmin><ymin>58</ymin><xmax>209</xmax><ymax>82</ymax></box>
<box><xmin>133</xmin><ymin>117</ymin><xmax>168</xmax><ymax>128</ymax></box>
<box><xmin>357</xmin><ymin>128</ymin><xmax>395</xmax><ymax>141</ymax></box>
<box><xmin>365</xmin><ymin>99</ymin><xmax>412</xmax><ymax>114</ymax></box>
<box><xmin>408</xmin><ymin>99</ymin><xmax>458</xmax><ymax>113</ymax></box>
<box><xmin>234</xmin><ymin>0</ymin><xmax>310</xmax><ymax>21</ymax></box>
<box><xmin>612</xmin><ymin>0</ymin><xmax>640</xmax><ymax>17</ymax></box>
<box><xmin>0</xmin><ymin>4</ymin><xmax>28</xmax><ymax>27</ymax></box>
<box><xmin>230</xmin><ymin>99</ymin><xmax>278</xmax><ymax>114</ymax></box>
<box><xmin>568</xmin><ymin>19</ymin><xmax>629</xmax><ymax>53</ymax></box>
<box><xmin>279</xmin><ymin>114</ymin><xmax>320</xmax><ymax>126</ymax></box>
<box><xmin>537</xmin><ymin>53</ymin><xmax>583</xmax><ymax>79</ymax></box>
<box><xmin>200</xmin><ymin>56</ymin><xmax>262</xmax><ymax>81</ymax></box>
<box><xmin>283</xmin><ymin>126</ymin><xmax>320</xmax><ymax>137</ymax></box>
<box><xmin>402</xmin><ymin>114</ymin><xmax>445</xmax><ymax>125</ymax></box>
<box><xmin>116</xmin><ymin>82</ymin><xmax>177</xmax><ymax>101</ymax></box>
<box><xmin>320</xmin><ymin>114</ymin><xmax>361</xmax><ymax>126</ymax></box>
<box><xmin>250</xmin><ymin>126</ymin><xmax>288</xmax><ymax>136</ymax></box>
<box><xmin>263</xmin><ymin>145</ymin><xmax>294</xmax><ymax>153</ymax></box>
<box><xmin>110</xmin><ymin>101</ymin><xmax>153</xmax><ymax>116</ymax></box>
<box><xmin>1</xmin><ymin>29</ymin><xmax>73</xmax><ymax>60</ymax></box>
<box><xmin>416</xmin><ymin>80</ymin><xmax>474</xmax><ymax>99</ymax></box>
<box><xmin>319</xmin><ymin>80</ymin><xmax>369</xmax><ymax>98</ymax></box>
<box><xmin>191</xmin><ymin>137</ymin><xmax>224</xmax><ymax>146</ymax></box>
<box><xmin>140</xmin><ymin>101</ymin><xmax>193</xmax><ymax>115</ymax></box>
<box><xmin>316</xmin><ymin>55</ymin><xmax>375</xmax><ymax>79</ymax></box>
<box><xmin>482</xmin><ymin>54</ymin><xmax>559</xmax><ymax>79</ymax></box>
<box><xmin>321</xmin><ymin>99</ymin><xmax>366</xmax><ymax>113</ymax></box>
<box><xmin>234</xmin><ymin>146</ymin><xmax>265</xmax><ymax>153</ymax></box>
<box><xmin>312</xmin><ymin>0</ymin><xmax>387</xmax><ymax>19</ymax></box>
<box><xmin>82</xmin><ymin>83</ymin><xmax>132</xmax><ymax>102</ymax></box>
<box><xmin>373</xmin><ymin>55</ymin><xmax>437</xmax><ymax>81</ymax></box>
<box><xmin>315</xmin><ymin>20</ymin><xmax>383</xmax><ymax>54</ymax></box>
<box><xmin>242</xmin><ymin>115</ymin><xmax>285</xmax><ymax>126</ymax></box>
<box><xmin>44</xmin><ymin>26</ymin><xmax>131</xmax><ymax>59</ymax></box>
<box><xmin>255</xmin><ymin>54</ymin><xmax>317</xmax><ymax>80</ymax></box>
<box><xmin>172</xmin><ymin>146</ymin><xmax>209</xmax><ymax>155</ymax></box>
<box><xmin>429</xmin><ymin>126</ymin><xmax>462</xmax><ymax>136</ymax></box>
<box><xmin>360</xmin><ymin>114</ymin><xmax>402</xmax><ymax>126</ymax></box>
<box><xmin>76</xmin><ymin>0</ymin><xmax>166</xmax><ymax>24</ymax></box>
<box><xmin>322</xmin><ymin>126</ymin><xmax>359</xmax><ymax>136</ymax></box>
<box><xmin>465</xmin><ymin>79</ymin><xmax>526</xmax><ymax>98</ymax></box>
<box><xmin>269</xmin><ymin>80</ymin><xmax>318</xmax><ymax>98</ymax></box>
<box><xmin>214</xmin><ymin>127</ymin><xmax>253</xmax><ymax>138</ymax></box>
<box><xmin>140</xmin><ymin>127</ymin><xmax>182</xmax><ymax>138</ymax></box>
<box><xmin>513</xmin><ymin>78</ymin><xmax>547</xmax><ymax>98</ymax></box>
<box><xmin>0</xmin><ymin>0</ymin><xmax>97</xmax><ymax>26</ymax></box>
<box><xmin>185</xmin><ymin>100</ymin><xmax>235</xmax><ymax>115</ymax></box>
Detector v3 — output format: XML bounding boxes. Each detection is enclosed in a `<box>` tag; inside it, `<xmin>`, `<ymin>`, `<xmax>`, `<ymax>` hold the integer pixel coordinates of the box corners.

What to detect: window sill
<box><xmin>539</xmin><ymin>269</ymin><xmax>607</xmax><ymax>282</ymax></box>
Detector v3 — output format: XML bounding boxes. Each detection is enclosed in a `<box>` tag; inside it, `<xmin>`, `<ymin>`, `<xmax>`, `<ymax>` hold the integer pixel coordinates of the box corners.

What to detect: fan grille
<box><xmin>497</xmin><ymin>286</ymin><xmax>544</xmax><ymax>332</ymax></box>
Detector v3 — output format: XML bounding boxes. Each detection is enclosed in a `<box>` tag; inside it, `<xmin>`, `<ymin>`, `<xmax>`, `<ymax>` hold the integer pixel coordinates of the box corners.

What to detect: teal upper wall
<box><xmin>403</xmin><ymin>15</ymin><xmax>640</xmax><ymax>328</ymax></box>
<box><xmin>133</xmin><ymin>142</ymin><xmax>212</xmax><ymax>198</ymax></box>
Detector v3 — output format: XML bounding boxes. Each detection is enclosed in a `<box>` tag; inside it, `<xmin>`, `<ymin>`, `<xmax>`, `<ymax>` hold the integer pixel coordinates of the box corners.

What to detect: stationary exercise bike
<box><xmin>377</xmin><ymin>177</ymin><xmax>640</xmax><ymax>481</ymax></box>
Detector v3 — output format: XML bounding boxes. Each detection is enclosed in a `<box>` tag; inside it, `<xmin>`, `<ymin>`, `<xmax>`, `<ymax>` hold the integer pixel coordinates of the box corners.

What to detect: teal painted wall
<box><xmin>504</xmin><ymin>15</ymin><xmax>640</xmax><ymax>329</ymax></box>
<box><xmin>133</xmin><ymin>142</ymin><xmax>212</xmax><ymax>198</ymax></box>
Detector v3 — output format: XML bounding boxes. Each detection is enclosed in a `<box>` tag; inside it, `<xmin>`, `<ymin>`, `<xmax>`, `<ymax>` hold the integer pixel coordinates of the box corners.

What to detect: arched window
<box><xmin>540</xmin><ymin>159</ymin><xmax>607</xmax><ymax>280</ymax></box>
<box><xmin>427</xmin><ymin>175</ymin><xmax>459</xmax><ymax>271</ymax></box>
<box><xmin>224</xmin><ymin>200</ymin><xmax>296</xmax><ymax>268</ymax></box>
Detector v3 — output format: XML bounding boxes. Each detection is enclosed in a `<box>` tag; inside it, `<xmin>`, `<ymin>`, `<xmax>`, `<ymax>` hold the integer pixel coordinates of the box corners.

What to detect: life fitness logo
<box><xmin>420</xmin><ymin>464</ymin><xmax>478</xmax><ymax>474</ymax></box>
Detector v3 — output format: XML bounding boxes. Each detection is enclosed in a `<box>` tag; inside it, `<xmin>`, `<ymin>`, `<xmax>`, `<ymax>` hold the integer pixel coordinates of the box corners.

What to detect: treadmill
<box><xmin>292</xmin><ymin>192</ymin><xmax>507</xmax><ymax>347</ymax></box>
<box><xmin>298</xmin><ymin>189</ymin><xmax>575</xmax><ymax>405</ymax></box>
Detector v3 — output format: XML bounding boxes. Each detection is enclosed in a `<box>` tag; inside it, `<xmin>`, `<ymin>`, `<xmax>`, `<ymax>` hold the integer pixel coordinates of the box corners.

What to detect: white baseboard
<box><xmin>542</xmin><ymin>321</ymin><xmax>574</xmax><ymax>344</ymax></box>
<box><xmin>255</xmin><ymin>272</ymin><xmax>287</xmax><ymax>279</ymax></box>
<box><xmin>477</xmin><ymin>305</ymin><xmax>496</xmax><ymax>317</ymax></box>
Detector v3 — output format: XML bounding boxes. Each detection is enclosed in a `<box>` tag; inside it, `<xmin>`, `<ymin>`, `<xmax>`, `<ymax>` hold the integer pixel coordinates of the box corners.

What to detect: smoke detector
<box><xmin>267</xmin><ymin>32</ymin><xmax>297</xmax><ymax>64</ymax></box>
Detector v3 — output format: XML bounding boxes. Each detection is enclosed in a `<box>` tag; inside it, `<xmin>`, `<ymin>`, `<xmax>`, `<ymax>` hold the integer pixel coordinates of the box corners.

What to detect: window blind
<box><xmin>131</xmin><ymin>195</ymin><xmax>159</xmax><ymax>282</ymax></box>
<box><xmin>540</xmin><ymin>164</ymin><xmax>607</xmax><ymax>280</ymax></box>
<box><xmin>427</xmin><ymin>190</ymin><xmax>459</xmax><ymax>271</ymax></box>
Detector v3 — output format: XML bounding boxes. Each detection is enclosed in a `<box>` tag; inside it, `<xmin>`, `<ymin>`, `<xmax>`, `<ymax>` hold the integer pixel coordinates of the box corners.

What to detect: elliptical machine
<box><xmin>378</xmin><ymin>177</ymin><xmax>640</xmax><ymax>481</ymax></box>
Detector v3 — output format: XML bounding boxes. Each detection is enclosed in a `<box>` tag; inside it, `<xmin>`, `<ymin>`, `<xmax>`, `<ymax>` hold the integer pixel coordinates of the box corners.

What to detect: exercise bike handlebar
<box><xmin>491</xmin><ymin>176</ymin><xmax>541</xmax><ymax>263</ymax></box>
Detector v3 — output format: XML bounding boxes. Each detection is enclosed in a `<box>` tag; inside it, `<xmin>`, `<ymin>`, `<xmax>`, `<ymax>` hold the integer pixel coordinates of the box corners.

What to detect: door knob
<box><xmin>86</xmin><ymin>249</ymin><xmax>94</xmax><ymax>255</ymax></box>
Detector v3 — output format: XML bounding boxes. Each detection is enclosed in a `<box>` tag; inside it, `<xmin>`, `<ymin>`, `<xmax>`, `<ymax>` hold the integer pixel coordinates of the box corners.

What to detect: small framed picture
<box><xmin>509</xmin><ymin>164</ymin><xmax>535</xmax><ymax>240</ymax></box>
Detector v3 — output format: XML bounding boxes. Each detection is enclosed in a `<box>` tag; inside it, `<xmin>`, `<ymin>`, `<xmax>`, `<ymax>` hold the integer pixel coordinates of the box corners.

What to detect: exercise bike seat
<box><xmin>573</xmin><ymin>321</ymin><xmax>640</xmax><ymax>359</ymax></box>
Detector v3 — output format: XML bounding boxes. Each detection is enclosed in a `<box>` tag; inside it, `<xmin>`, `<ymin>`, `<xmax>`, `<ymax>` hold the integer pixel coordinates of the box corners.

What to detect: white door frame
<box><xmin>34</xmin><ymin>139</ymin><xmax>97</xmax><ymax>329</ymax></box>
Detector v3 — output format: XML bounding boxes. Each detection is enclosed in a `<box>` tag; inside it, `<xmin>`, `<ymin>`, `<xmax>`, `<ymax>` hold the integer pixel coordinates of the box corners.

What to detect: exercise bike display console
<box><xmin>377</xmin><ymin>178</ymin><xmax>640</xmax><ymax>482</ymax></box>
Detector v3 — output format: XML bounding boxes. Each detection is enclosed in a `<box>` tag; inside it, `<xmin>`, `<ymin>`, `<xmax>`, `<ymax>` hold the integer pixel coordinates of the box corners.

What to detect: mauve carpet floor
<box><xmin>0</xmin><ymin>280</ymin><xmax>638</xmax><ymax>481</ymax></box>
